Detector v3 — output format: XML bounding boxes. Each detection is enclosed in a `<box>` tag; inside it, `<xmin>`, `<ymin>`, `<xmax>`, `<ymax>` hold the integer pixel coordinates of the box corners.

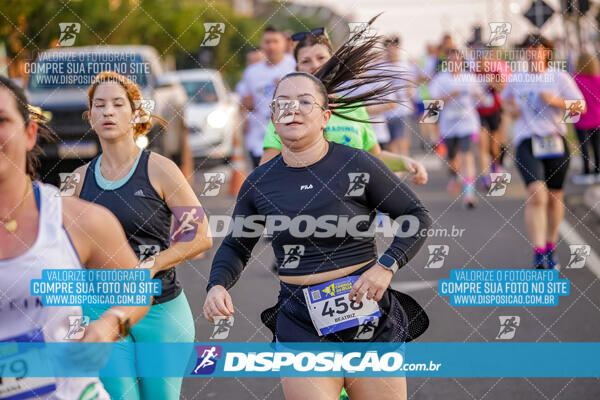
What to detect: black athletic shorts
<box><xmin>445</xmin><ymin>136</ymin><xmax>472</xmax><ymax>160</ymax></box>
<box><xmin>479</xmin><ymin>110</ymin><xmax>502</xmax><ymax>132</ymax></box>
<box><xmin>515</xmin><ymin>137</ymin><xmax>570</xmax><ymax>190</ymax></box>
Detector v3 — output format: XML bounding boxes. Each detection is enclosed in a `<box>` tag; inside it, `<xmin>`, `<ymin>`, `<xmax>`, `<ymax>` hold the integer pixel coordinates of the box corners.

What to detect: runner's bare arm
<box><xmin>538</xmin><ymin>91</ymin><xmax>583</xmax><ymax>112</ymax></box>
<box><xmin>71</xmin><ymin>163</ymin><xmax>89</xmax><ymax>197</ymax></box>
<box><xmin>62</xmin><ymin>197</ymin><xmax>150</xmax><ymax>340</ymax></box>
<box><xmin>365</xmin><ymin>103</ymin><xmax>396</xmax><ymax>114</ymax></box>
<box><xmin>147</xmin><ymin>152</ymin><xmax>213</xmax><ymax>274</ymax></box>
<box><xmin>368</xmin><ymin>143</ymin><xmax>428</xmax><ymax>184</ymax></box>
<box><xmin>204</xmin><ymin>177</ymin><xmax>263</xmax><ymax>322</ymax></box>
<box><xmin>259</xmin><ymin>147</ymin><xmax>281</xmax><ymax>165</ymax></box>
<box><xmin>368</xmin><ymin>143</ymin><xmax>407</xmax><ymax>171</ymax></box>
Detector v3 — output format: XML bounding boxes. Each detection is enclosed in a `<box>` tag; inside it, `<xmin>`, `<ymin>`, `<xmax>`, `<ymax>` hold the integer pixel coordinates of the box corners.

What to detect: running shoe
<box><xmin>477</xmin><ymin>175</ymin><xmax>491</xmax><ymax>192</ymax></box>
<box><xmin>490</xmin><ymin>162</ymin><xmax>503</xmax><ymax>174</ymax></box>
<box><xmin>463</xmin><ymin>183</ymin><xmax>476</xmax><ymax>209</ymax></box>
<box><xmin>545</xmin><ymin>248</ymin><xmax>561</xmax><ymax>270</ymax></box>
<box><xmin>533</xmin><ymin>252</ymin><xmax>546</xmax><ymax>269</ymax></box>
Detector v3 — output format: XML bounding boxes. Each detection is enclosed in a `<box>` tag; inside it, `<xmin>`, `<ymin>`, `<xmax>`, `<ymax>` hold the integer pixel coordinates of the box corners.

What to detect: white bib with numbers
<box><xmin>303</xmin><ymin>275</ymin><xmax>381</xmax><ymax>336</ymax></box>
<box><xmin>532</xmin><ymin>134</ymin><xmax>565</xmax><ymax>159</ymax></box>
<box><xmin>0</xmin><ymin>329</ymin><xmax>57</xmax><ymax>400</ymax></box>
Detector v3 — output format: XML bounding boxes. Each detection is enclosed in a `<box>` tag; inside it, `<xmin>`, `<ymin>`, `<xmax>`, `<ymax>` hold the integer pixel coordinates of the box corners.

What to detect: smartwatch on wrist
<box><xmin>377</xmin><ymin>254</ymin><xmax>399</xmax><ymax>274</ymax></box>
<box><xmin>105</xmin><ymin>309</ymin><xmax>131</xmax><ymax>340</ymax></box>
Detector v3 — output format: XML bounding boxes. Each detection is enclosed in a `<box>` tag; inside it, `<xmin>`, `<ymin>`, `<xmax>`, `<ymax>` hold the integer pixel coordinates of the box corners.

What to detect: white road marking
<box><xmin>558</xmin><ymin>219</ymin><xmax>600</xmax><ymax>279</ymax></box>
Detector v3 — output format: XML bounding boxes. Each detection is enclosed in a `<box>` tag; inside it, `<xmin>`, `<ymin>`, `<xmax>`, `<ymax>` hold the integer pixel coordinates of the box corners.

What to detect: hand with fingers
<box><xmin>405</xmin><ymin>158</ymin><xmax>428</xmax><ymax>185</ymax></box>
<box><xmin>204</xmin><ymin>285</ymin><xmax>235</xmax><ymax>323</ymax></box>
<box><xmin>348</xmin><ymin>263</ymin><xmax>394</xmax><ymax>304</ymax></box>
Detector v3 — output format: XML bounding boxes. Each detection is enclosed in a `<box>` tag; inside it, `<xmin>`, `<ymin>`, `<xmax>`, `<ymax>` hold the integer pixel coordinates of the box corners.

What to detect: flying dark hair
<box><xmin>276</xmin><ymin>13</ymin><xmax>407</xmax><ymax>123</ymax></box>
<box><xmin>0</xmin><ymin>75</ymin><xmax>56</xmax><ymax>179</ymax></box>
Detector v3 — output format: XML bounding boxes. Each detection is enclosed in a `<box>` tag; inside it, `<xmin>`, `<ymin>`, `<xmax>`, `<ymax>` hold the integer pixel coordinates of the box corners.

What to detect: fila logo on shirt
<box><xmin>300</xmin><ymin>184</ymin><xmax>313</xmax><ymax>190</ymax></box>
<box><xmin>346</xmin><ymin>173</ymin><xmax>370</xmax><ymax>196</ymax></box>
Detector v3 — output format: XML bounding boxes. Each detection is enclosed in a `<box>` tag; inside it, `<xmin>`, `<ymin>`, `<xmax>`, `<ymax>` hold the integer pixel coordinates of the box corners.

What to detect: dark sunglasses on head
<box><xmin>291</xmin><ymin>27</ymin><xmax>325</xmax><ymax>42</ymax></box>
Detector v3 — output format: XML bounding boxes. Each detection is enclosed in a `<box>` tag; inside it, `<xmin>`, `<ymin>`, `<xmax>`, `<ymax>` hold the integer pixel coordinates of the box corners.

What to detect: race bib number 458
<box><xmin>303</xmin><ymin>275</ymin><xmax>381</xmax><ymax>336</ymax></box>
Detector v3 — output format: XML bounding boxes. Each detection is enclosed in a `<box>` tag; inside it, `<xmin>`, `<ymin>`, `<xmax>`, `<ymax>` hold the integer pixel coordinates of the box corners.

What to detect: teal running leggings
<box><xmin>84</xmin><ymin>291</ymin><xmax>195</xmax><ymax>400</ymax></box>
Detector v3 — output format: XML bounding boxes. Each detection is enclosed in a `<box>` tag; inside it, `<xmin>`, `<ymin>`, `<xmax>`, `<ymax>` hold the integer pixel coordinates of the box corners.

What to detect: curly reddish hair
<box><xmin>85</xmin><ymin>71</ymin><xmax>165</xmax><ymax>137</ymax></box>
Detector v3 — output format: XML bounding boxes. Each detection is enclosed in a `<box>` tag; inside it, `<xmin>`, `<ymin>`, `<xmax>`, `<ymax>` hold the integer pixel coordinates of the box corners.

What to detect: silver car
<box><xmin>160</xmin><ymin>69</ymin><xmax>240</xmax><ymax>161</ymax></box>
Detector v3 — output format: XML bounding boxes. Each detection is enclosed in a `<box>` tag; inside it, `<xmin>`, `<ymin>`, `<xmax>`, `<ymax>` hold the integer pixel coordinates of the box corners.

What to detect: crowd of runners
<box><xmin>1</xmin><ymin>12</ymin><xmax>598</xmax><ymax>400</ymax></box>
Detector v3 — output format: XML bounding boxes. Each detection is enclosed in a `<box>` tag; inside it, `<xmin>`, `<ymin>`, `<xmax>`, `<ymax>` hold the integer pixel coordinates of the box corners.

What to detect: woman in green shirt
<box><xmin>259</xmin><ymin>29</ymin><xmax>428</xmax><ymax>185</ymax></box>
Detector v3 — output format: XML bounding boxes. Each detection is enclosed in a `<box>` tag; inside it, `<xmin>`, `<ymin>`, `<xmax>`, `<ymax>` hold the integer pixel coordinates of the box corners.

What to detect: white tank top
<box><xmin>0</xmin><ymin>182</ymin><xmax>109</xmax><ymax>400</ymax></box>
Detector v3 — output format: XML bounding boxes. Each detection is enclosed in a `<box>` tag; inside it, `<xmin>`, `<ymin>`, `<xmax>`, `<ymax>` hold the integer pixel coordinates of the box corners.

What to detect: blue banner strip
<box><xmin>0</xmin><ymin>343</ymin><xmax>599</xmax><ymax>377</ymax></box>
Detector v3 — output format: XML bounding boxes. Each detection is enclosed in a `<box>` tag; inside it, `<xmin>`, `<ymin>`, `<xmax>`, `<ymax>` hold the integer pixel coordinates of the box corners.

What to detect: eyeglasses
<box><xmin>270</xmin><ymin>96</ymin><xmax>326</xmax><ymax>123</ymax></box>
<box><xmin>384</xmin><ymin>37</ymin><xmax>400</xmax><ymax>46</ymax></box>
<box><xmin>291</xmin><ymin>27</ymin><xmax>325</xmax><ymax>42</ymax></box>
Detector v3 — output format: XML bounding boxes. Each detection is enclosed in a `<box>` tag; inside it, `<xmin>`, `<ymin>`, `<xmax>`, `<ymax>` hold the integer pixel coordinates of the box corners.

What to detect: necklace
<box><xmin>286</xmin><ymin>140</ymin><xmax>329</xmax><ymax>167</ymax></box>
<box><xmin>0</xmin><ymin>176</ymin><xmax>31</xmax><ymax>233</ymax></box>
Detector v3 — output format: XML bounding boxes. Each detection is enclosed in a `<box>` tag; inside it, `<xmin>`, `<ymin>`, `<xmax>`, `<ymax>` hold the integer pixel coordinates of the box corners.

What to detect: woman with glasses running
<box><xmin>205</xmin><ymin>22</ymin><xmax>432</xmax><ymax>400</ymax></box>
<box><xmin>259</xmin><ymin>24</ymin><xmax>428</xmax><ymax>185</ymax></box>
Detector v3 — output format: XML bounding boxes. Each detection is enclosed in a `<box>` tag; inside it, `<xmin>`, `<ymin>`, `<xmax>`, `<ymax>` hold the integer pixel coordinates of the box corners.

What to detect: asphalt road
<box><xmin>178</xmin><ymin>144</ymin><xmax>600</xmax><ymax>399</ymax></box>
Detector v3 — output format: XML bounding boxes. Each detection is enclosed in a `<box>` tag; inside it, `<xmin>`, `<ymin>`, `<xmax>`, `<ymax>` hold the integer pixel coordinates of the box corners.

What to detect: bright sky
<box><xmin>292</xmin><ymin>0</ymin><xmax>595</xmax><ymax>59</ymax></box>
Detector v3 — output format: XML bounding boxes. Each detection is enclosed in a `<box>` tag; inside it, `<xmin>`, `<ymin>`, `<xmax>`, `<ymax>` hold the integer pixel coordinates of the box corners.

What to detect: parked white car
<box><xmin>160</xmin><ymin>69</ymin><xmax>240</xmax><ymax>161</ymax></box>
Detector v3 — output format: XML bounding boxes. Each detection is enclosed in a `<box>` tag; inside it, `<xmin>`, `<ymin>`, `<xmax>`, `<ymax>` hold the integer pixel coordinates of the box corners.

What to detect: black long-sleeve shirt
<box><xmin>207</xmin><ymin>142</ymin><xmax>432</xmax><ymax>291</ymax></box>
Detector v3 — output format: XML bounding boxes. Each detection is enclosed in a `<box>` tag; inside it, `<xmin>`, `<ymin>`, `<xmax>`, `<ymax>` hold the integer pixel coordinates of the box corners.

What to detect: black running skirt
<box><xmin>260</xmin><ymin>262</ymin><xmax>429</xmax><ymax>343</ymax></box>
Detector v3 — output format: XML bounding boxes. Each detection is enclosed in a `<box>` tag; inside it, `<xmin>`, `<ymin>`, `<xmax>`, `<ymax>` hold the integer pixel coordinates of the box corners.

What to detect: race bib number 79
<box><xmin>0</xmin><ymin>330</ymin><xmax>56</xmax><ymax>400</ymax></box>
<box><xmin>303</xmin><ymin>275</ymin><xmax>381</xmax><ymax>336</ymax></box>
